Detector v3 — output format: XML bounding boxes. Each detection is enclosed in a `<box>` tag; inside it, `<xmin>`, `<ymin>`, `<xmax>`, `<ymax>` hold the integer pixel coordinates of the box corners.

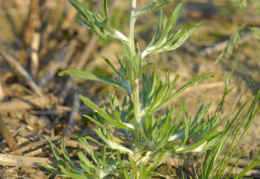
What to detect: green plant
<box><xmin>39</xmin><ymin>0</ymin><xmax>260</xmax><ymax>178</ymax></box>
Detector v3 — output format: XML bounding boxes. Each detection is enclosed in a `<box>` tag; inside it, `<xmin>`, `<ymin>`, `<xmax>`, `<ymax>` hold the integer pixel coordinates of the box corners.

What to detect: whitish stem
<box><xmin>128</xmin><ymin>0</ymin><xmax>141</xmax><ymax>125</ymax></box>
<box><xmin>129</xmin><ymin>0</ymin><xmax>142</xmax><ymax>161</ymax></box>
<box><xmin>129</xmin><ymin>0</ymin><xmax>137</xmax><ymax>56</ymax></box>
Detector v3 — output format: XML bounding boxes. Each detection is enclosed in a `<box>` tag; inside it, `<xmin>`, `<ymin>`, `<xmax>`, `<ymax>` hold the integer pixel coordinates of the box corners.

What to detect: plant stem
<box><xmin>129</xmin><ymin>0</ymin><xmax>141</xmax><ymax>160</ymax></box>
<box><xmin>129</xmin><ymin>0</ymin><xmax>137</xmax><ymax>56</ymax></box>
<box><xmin>129</xmin><ymin>0</ymin><xmax>140</xmax><ymax>125</ymax></box>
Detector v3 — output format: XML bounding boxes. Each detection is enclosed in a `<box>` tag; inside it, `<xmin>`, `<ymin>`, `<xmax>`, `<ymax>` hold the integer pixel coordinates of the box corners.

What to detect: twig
<box><xmin>0</xmin><ymin>115</ymin><xmax>18</xmax><ymax>151</ymax></box>
<box><xmin>30</xmin><ymin>32</ymin><xmax>41</xmax><ymax>78</ymax></box>
<box><xmin>30</xmin><ymin>103</ymin><xmax>106</xmax><ymax>115</ymax></box>
<box><xmin>0</xmin><ymin>49</ymin><xmax>42</xmax><ymax>95</ymax></box>
<box><xmin>57</xmin><ymin>1</ymin><xmax>105</xmax><ymax>104</ymax></box>
<box><xmin>62</xmin><ymin>87</ymin><xmax>80</xmax><ymax>138</ymax></box>
<box><xmin>38</xmin><ymin>39</ymin><xmax>77</xmax><ymax>90</ymax></box>
<box><xmin>39</xmin><ymin>0</ymin><xmax>83</xmax><ymax>59</ymax></box>
<box><xmin>75</xmin><ymin>35</ymin><xmax>99</xmax><ymax>70</ymax></box>
<box><xmin>0</xmin><ymin>153</ymin><xmax>55</xmax><ymax>167</ymax></box>
<box><xmin>58</xmin><ymin>78</ymin><xmax>75</xmax><ymax>104</ymax></box>
<box><xmin>58</xmin><ymin>35</ymin><xmax>98</xmax><ymax>104</ymax></box>
<box><xmin>18</xmin><ymin>0</ymin><xmax>39</xmax><ymax>66</ymax></box>
<box><xmin>9</xmin><ymin>136</ymin><xmax>59</xmax><ymax>155</ymax></box>
<box><xmin>64</xmin><ymin>139</ymin><xmax>99</xmax><ymax>151</ymax></box>
<box><xmin>24</xmin><ymin>147</ymin><xmax>48</xmax><ymax>157</ymax></box>
<box><xmin>0</xmin><ymin>75</ymin><xmax>3</xmax><ymax>101</ymax></box>
<box><xmin>0</xmin><ymin>93</ymin><xmax>57</xmax><ymax>112</ymax></box>
<box><xmin>30</xmin><ymin>106</ymin><xmax>72</xmax><ymax>115</ymax></box>
<box><xmin>166</xmin><ymin>157</ymin><xmax>200</xmax><ymax>168</ymax></box>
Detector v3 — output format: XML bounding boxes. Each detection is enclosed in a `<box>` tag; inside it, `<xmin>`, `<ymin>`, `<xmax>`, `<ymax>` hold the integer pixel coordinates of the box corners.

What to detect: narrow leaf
<box><xmin>99</xmin><ymin>54</ymin><xmax>125</xmax><ymax>79</ymax></box>
<box><xmin>103</xmin><ymin>0</ymin><xmax>108</xmax><ymax>18</ymax></box>
<box><xmin>59</xmin><ymin>69</ymin><xmax>126</xmax><ymax>93</ymax></box>
<box><xmin>152</xmin><ymin>73</ymin><xmax>223</xmax><ymax>112</ymax></box>
<box><xmin>167</xmin><ymin>22</ymin><xmax>202</xmax><ymax>51</ymax></box>
<box><xmin>156</xmin><ymin>3</ymin><xmax>183</xmax><ymax>46</ymax></box>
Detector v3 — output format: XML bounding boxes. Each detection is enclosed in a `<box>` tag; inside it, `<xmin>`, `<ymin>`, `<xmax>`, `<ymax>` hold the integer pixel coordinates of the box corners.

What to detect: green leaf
<box><xmin>156</xmin><ymin>3</ymin><xmax>183</xmax><ymax>46</ymax></box>
<box><xmin>60</xmin><ymin>170</ymin><xmax>87</xmax><ymax>179</ymax></box>
<box><xmin>77</xmin><ymin>150</ymin><xmax>95</xmax><ymax>169</ymax></box>
<box><xmin>129</xmin><ymin>157</ymin><xmax>137</xmax><ymax>176</ymax></box>
<box><xmin>159</xmin><ymin>28</ymin><xmax>183</xmax><ymax>49</ymax></box>
<box><xmin>164</xmin><ymin>74</ymin><xmax>179</xmax><ymax>99</ymax></box>
<box><xmin>38</xmin><ymin>163</ymin><xmax>64</xmax><ymax>176</ymax></box>
<box><xmin>49</xmin><ymin>141</ymin><xmax>64</xmax><ymax>167</ymax></box>
<box><xmin>145</xmin><ymin>114</ymin><xmax>152</xmax><ymax>139</ymax></box>
<box><xmin>149</xmin><ymin>84</ymin><xmax>169</xmax><ymax>110</ymax></box>
<box><xmin>148</xmin><ymin>9</ymin><xmax>164</xmax><ymax>47</ymax></box>
<box><xmin>84</xmin><ymin>136</ymin><xmax>105</xmax><ymax>147</ymax></box>
<box><xmin>102</xmin><ymin>145</ymin><xmax>107</xmax><ymax>169</ymax></box>
<box><xmin>61</xmin><ymin>140</ymin><xmax>79</xmax><ymax>172</ymax></box>
<box><xmin>116</xmin><ymin>150</ymin><xmax>131</xmax><ymax>179</ymax></box>
<box><xmin>99</xmin><ymin>54</ymin><xmax>125</xmax><ymax>79</ymax></box>
<box><xmin>158</xmin><ymin>108</ymin><xmax>174</xmax><ymax>140</ymax></box>
<box><xmin>142</xmin><ymin>72</ymin><xmax>150</xmax><ymax>107</ymax></box>
<box><xmin>103</xmin><ymin>0</ymin><xmax>108</xmax><ymax>19</ymax></box>
<box><xmin>77</xmin><ymin>15</ymin><xmax>92</xmax><ymax>30</ymax></box>
<box><xmin>113</xmin><ymin>50</ymin><xmax>125</xmax><ymax>72</ymax></box>
<box><xmin>134</xmin><ymin>0</ymin><xmax>173</xmax><ymax>17</ymax></box>
<box><xmin>69</xmin><ymin>0</ymin><xmax>93</xmax><ymax>22</ymax></box>
<box><xmin>167</xmin><ymin>22</ymin><xmax>202</xmax><ymax>51</ymax></box>
<box><xmin>140</xmin><ymin>163</ymin><xmax>147</xmax><ymax>178</ymax></box>
<box><xmin>146</xmin><ymin>69</ymin><xmax>158</xmax><ymax>107</ymax></box>
<box><xmin>59</xmin><ymin>69</ymin><xmax>127</xmax><ymax>93</ymax></box>
<box><xmin>78</xmin><ymin>137</ymin><xmax>100</xmax><ymax>166</ymax></box>
<box><xmin>80</xmin><ymin>95</ymin><xmax>128</xmax><ymax>128</ymax></box>
<box><xmin>83</xmin><ymin>115</ymin><xmax>106</xmax><ymax>128</ymax></box>
<box><xmin>151</xmin><ymin>72</ymin><xmax>223</xmax><ymax>113</ymax></box>
<box><xmin>122</xmin><ymin>41</ymin><xmax>131</xmax><ymax>60</ymax></box>
<box><xmin>138</xmin><ymin>62</ymin><xmax>154</xmax><ymax>78</ymax></box>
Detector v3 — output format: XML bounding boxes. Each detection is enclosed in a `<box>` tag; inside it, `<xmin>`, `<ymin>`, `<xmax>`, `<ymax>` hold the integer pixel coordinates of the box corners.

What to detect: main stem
<box><xmin>129</xmin><ymin>0</ymin><xmax>141</xmax><ymax>159</ymax></box>
<box><xmin>129</xmin><ymin>0</ymin><xmax>137</xmax><ymax>56</ymax></box>
<box><xmin>129</xmin><ymin>0</ymin><xmax>141</xmax><ymax>125</ymax></box>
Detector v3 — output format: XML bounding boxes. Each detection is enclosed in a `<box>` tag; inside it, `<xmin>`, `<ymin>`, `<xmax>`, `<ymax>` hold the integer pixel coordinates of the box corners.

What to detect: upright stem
<box><xmin>129</xmin><ymin>0</ymin><xmax>141</xmax><ymax>125</ymax></box>
<box><xmin>129</xmin><ymin>0</ymin><xmax>141</xmax><ymax>160</ymax></box>
<box><xmin>129</xmin><ymin>0</ymin><xmax>137</xmax><ymax>56</ymax></box>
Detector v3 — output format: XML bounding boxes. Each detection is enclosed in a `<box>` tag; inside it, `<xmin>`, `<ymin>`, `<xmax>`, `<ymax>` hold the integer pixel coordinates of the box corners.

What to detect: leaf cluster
<box><xmin>41</xmin><ymin>0</ymin><xmax>260</xmax><ymax>178</ymax></box>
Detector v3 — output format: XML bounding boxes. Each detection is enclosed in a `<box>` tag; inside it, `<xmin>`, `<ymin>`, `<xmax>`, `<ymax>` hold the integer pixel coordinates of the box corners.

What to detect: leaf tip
<box><xmin>58</xmin><ymin>71</ymin><xmax>65</xmax><ymax>76</ymax></box>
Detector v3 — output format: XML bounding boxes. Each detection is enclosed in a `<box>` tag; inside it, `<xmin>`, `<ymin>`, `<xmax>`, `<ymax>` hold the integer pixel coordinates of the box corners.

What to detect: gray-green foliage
<box><xmin>40</xmin><ymin>0</ymin><xmax>260</xmax><ymax>178</ymax></box>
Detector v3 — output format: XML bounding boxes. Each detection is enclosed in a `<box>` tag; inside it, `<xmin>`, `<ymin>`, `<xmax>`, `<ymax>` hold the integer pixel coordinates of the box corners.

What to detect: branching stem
<box><xmin>129</xmin><ymin>0</ymin><xmax>142</xmax><ymax>161</ymax></box>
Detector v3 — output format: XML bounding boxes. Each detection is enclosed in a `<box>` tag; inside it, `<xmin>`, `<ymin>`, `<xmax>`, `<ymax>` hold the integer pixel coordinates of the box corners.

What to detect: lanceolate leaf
<box><xmin>99</xmin><ymin>54</ymin><xmax>125</xmax><ymax>79</ymax></box>
<box><xmin>113</xmin><ymin>50</ymin><xmax>125</xmax><ymax>71</ymax></box>
<box><xmin>103</xmin><ymin>0</ymin><xmax>108</xmax><ymax>19</ymax></box>
<box><xmin>80</xmin><ymin>95</ymin><xmax>121</xmax><ymax>127</ymax></box>
<box><xmin>150</xmin><ymin>73</ymin><xmax>223</xmax><ymax>113</ymax></box>
<box><xmin>156</xmin><ymin>3</ymin><xmax>183</xmax><ymax>46</ymax></box>
<box><xmin>138</xmin><ymin>62</ymin><xmax>154</xmax><ymax>78</ymax></box>
<box><xmin>167</xmin><ymin>22</ymin><xmax>202</xmax><ymax>51</ymax></box>
<box><xmin>148</xmin><ymin>9</ymin><xmax>163</xmax><ymax>47</ymax></box>
<box><xmin>69</xmin><ymin>0</ymin><xmax>93</xmax><ymax>22</ymax></box>
<box><xmin>38</xmin><ymin>163</ymin><xmax>64</xmax><ymax>176</ymax></box>
<box><xmin>59</xmin><ymin>69</ymin><xmax>127</xmax><ymax>93</ymax></box>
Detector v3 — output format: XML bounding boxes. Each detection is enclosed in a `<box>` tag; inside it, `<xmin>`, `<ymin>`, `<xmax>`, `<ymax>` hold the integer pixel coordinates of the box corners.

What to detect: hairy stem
<box><xmin>129</xmin><ymin>0</ymin><xmax>142</xmax><ymax>160</ymax></box>
<box><xmin>129</xmin><ymin>0</ymin><xmax>137</xmax><ymax>56</ymax></box>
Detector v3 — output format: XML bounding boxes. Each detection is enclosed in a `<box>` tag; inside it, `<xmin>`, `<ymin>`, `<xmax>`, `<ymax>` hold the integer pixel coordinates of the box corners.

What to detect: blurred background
<box><xmin>0</xmin><ymin>0</ymin><xmax>259</xmax><ymax>178</ymax></box>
